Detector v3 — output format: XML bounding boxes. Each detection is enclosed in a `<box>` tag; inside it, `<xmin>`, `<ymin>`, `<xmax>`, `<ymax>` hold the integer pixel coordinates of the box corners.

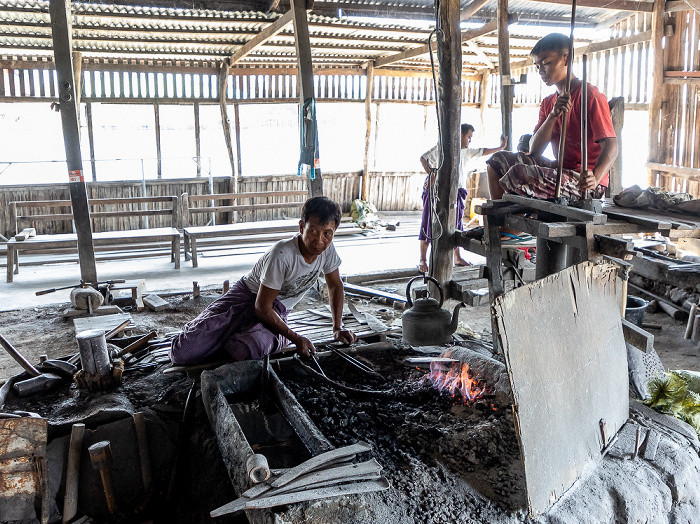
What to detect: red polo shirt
<box><xmin>535</xmin><ymin>81</ymin><xmax>616</xmax><ymax>187</ymax></box>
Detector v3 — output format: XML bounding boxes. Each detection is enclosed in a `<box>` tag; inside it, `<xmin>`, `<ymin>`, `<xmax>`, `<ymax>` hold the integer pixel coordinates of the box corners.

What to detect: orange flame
<box><xmin>426</xmin><ymin>351</ymin><xmax>484</xmax><ymax>402</ymax></box>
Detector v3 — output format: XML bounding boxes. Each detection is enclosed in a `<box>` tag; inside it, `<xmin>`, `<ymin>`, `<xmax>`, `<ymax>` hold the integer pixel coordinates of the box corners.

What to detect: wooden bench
<box><xmin>6</xmin><ymin>196</ymin><xmax>181</xmax><ymax>282</ymax></box>
<box><xmin>181</xmin><ymin>190</ymin><xmax>308</xmax><ymax>267</ymax></box>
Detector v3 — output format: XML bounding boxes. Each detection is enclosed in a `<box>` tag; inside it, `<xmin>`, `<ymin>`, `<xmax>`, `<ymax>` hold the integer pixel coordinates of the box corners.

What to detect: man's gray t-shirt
<box><xmin>243</xmin><ymin>234</ymin><xmax>342</xmax><ymax>309</ymax></box>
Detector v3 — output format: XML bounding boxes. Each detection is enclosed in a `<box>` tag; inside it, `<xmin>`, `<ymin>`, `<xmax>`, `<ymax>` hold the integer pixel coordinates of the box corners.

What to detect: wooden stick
<box><xmin>63</xmin><ymin>424</ymin><xmax>85</xmax><ymax>524</ymax></box>
<box><xmin>581</xmin><ymin>53</ymin><xmax>589</xmax><ymax>200</ymax></box>
<box><xmin>554</xmin><ymin>0</ymin><xmax>577</xmax><ymax>199</ymax></box>
<box><xmin>684</xmin><ymin>303</ymin><xmax>698</xmax><ymax>339</ymax></box>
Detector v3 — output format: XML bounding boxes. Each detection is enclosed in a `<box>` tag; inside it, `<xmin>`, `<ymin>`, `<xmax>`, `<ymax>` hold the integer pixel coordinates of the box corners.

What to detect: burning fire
<box><xmin>425</xmin><ymin>351</ymin><xmax>484</xmax><ymax>402</ymax></box>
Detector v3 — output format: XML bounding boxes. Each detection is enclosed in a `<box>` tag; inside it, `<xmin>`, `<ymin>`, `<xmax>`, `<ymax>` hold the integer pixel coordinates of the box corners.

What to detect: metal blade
<box><xmin>347</xmin><ymin>302</ymin><xmax>367</xmax><ymax>324</ymax></box>
<box><xmin>364</xmin><ymin>313</ymin><xmax>389</xmax><ymax>333</ymax></box>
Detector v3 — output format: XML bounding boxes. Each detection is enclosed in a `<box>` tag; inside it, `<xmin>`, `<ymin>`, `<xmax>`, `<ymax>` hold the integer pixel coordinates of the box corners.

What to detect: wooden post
<box><xmin>362</xmin><ymin>60</ymin><xmax>374</xmax><ymax>201</ymax></box>
<box><xmin>431</xmin><ymin>0</ymin><xmax>462</xmax><ymax>290</ymax></box>
<box><xmin>479</xmin><ymin>70</ymin><xmax>490</xmax><ymax>132</ymax></box>
<box><xmin>72</xmin><ymin>51</ymin><xmax>82</xmax><ymax>122</ymax></box>
<box><xmin>647</xmin><ymin>0</ymin><xmax>665</xmax><ymax>187</ymax></box>
<box><xmin>497</xmin><ymin>0</ymin><xmax>513</xmax><ymax>150</ymax></box>
<box><xmin>218</xmin><ymin>60</ymin><xmax>237</xmax><ymax>179</ymax></box>
<box><xmin>85</xmin><ymin>101</ymin><xmax>97</xmax><ymax>182</ymax></box>
<box><xmin>234</xmin><ymin>103</ymin><xmax>243</xmax><ymax>179</ymax></box>
<box><xmin>291</xmin><ymin>0</ymin><xmax>323</xmax><ymax>198</ymax></box>
<box><xmin>194</xmin><ymin>102</ymin><xmax>201</xmax><ymax>177</ymax></box>
<box><xmin>154</xmin><ymin>103</ymin><xmax>162</xmax><ymax>179</ymax></box>
<box><xmin>49</xmin><ymin>0</ymin><xmax>97</xmax><ymax>284</ymax></box>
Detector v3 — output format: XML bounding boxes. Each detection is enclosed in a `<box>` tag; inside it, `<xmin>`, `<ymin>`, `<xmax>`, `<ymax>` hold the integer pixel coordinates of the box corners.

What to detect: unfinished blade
<box><xmin>364</xmin><ymin>313</ymin><xmax>389</xmax><ymax>333</ymax></box>
<box><xmin>210</xmin><ymin>478</ymin><xmax>390</xmax><ymax>517</ymax></box>
<box><xmin>271</xmin><ymin>442</ymin><xmax>372</xmax><ymax>488</ymax></box>
<box><xmin>348</xmin><ymin>302</ymin><xmax>367</xmax><ymax>324</ymax></box>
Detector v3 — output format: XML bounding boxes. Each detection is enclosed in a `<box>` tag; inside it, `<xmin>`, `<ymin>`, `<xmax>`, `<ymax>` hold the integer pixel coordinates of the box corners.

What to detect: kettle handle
<box><xmin>405</xmin><ymin>276</ymin><xmax>444</xmax><ymax>309</ymax></box>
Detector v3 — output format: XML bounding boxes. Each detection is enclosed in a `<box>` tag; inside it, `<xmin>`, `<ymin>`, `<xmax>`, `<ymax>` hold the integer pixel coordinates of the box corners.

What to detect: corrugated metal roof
<box><xmin>0</xmin><ymin>0</ymin><xmax>644</xmax><ymax>72</ymax></box>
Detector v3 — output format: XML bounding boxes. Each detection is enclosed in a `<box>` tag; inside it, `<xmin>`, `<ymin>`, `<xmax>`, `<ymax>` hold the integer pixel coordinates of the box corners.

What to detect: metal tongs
<box><xmin>328</xmin><ymin>346</ymin><xmax>384</xmax><ymax>382</ymax></box>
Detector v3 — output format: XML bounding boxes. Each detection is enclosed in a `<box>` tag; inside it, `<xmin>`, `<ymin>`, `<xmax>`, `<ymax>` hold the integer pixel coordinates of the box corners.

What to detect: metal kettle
<box><xmin>402</xmin><ymin>276</ymin><xmax>465</xmax><ymax>346</ymax></box>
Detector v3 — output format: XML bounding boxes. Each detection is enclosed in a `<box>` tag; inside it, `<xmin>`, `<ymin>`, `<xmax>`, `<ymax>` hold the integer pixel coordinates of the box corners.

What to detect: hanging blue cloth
<box><xmin>297</xmin><ymin>97</ymin><xmax>319</xmax><ymax>179</ymax></box>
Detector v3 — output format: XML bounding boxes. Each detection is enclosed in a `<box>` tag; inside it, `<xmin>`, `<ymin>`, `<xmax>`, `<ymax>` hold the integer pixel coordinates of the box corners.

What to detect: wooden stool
<box><xmin>111</xmin><ymin>279</ymin><xmax>146</xmax><ymax>311</ymax></box>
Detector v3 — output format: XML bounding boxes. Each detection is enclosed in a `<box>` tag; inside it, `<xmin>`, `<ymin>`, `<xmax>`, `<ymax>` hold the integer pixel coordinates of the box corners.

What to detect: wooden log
<box><xmin>62</xmin><ymin>423</ymin><xmax>85</xmax><ymax>524</ymax></box>
<box><xmin>684</xmin><ymin>303</ymin><xmax>698</xmax><ymax>339</ymax></box>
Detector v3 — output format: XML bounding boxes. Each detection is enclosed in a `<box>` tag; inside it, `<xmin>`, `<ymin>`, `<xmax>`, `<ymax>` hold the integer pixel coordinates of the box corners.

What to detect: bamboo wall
<box><xmin>648</xmin><ymin>7</ymin><xmax>700</xmax><ymax>196</ymax></box>
<box><xmin>0</xmin><ymin>171</ymin><xmax>422</xmax><ymax>237</ymax></box>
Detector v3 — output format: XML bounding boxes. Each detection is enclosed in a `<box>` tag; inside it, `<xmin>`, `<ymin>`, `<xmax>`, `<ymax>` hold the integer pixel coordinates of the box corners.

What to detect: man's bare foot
<box><xmin>419</xmin><ymin>259</ymin><xmax>429</xmax><ymax>273</ymax></box>
<box><xmin>454</xmin><ymin>257</ymin><xmax>472</xmax><ymax>267</ymax></box>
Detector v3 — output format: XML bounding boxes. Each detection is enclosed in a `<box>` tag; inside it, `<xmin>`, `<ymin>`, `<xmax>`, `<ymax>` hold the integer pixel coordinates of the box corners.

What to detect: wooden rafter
<box><xmin>528</xmin><ymin>0</ymin><xmax>653</xmax><ymax>11</ymax></box>
<box><xmin>665</xmin><ymin>0</ymin><xmax>700</xmax><ymax>12</ymax></box>
<box><xmin>373</xmin><ymin>19</ymin><xmax>498</xmax><ymax>68</ymax></box>
<box><xmin>460</xmin><ymin>0</ymin><xmax>491</xmax><ymax>21</ymax></box>
<box><xmin>465</xmin><ymin>40</ymin><xmax>493</xmax><ymax>69</ymax></box>
<box><xmin>229</xmin><ymin>10</ymin><xmax>293</xmax><ymax>66</ymax></box>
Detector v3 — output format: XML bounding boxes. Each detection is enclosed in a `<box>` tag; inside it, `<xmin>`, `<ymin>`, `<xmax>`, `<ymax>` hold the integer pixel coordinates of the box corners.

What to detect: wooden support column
<box><xmin>234</xmin><ymin>103</ymin><xmax>243</xmax><ymax>180</ymax></box>
<box><xmin>218</xmin><ymin>60</ymin><xmax>237</xmax><ymax>179</ymax></box>
<box><xmin>431</xmin><ymin>0</ymin><xmax>462</xmax><ymax>289</ymax></box>
<box><xmin>647</xmin><ymin>0</ymin><xmax>665</xmax><ymax>187</ymax></box>
<box><xmin>362</xmin><ymin>61</ymin><xmax>374</xmax><ymax>201</ymax></box>
<box><xmin>72</xmin><ymin>51</ymin><xmax>82</xmax><ymax>121</ymax></box>
<box><xmin>154</xmin><ymin>103</ymin><xmax>162</xmax><ymax>179</ymax></box>
<box><xmin>479</xmin><ymin>70</ymin><xmax>490</xmax><ymax>132</ymax></box>
<box><xmin>85</xmin><ymin>101</ymin><xmax>97</xmax><ymax>182</ymax></box>
<box><xmin>194</xmin><ymin>102</ymin><xmax>201</xmax><ymax>177</ymax></box>
<box><xmin>291</xmin><ymin>0</ymin><xmax>323</xmax><ymax>198</ymax></box>
<box><xmin>497</xmin><ymin>0</ymin><xmax>513</xmax><ymax>150</ymax></box>
<box><xmin>49</xmin><ymin>0</ymin><xmax>97</xmax><ymax>284</ymax></box>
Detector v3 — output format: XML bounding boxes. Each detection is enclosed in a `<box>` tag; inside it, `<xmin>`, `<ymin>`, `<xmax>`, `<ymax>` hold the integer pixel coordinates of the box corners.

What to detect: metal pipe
<box><xmin>581</xmin><ymin>53</ymin><xmax>589</xmax><ymax>199</ymax></box>
<box><xmin>554</xmin><ymin>0</ymin><xmax>577</xmax><ymax>199</ymax></box>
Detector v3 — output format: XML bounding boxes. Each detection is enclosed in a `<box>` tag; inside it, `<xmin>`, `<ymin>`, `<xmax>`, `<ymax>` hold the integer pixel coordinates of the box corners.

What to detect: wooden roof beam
<box><xmin>226</xmin><ymin>9</ymin><xmax>294</xmax><ymax>66</ymax></box>
<box><xmin>374</xmin><ymin>18</ymin><xmax>499</xmax><ymax>68</ymax></box>
<box><xmin>461</xmin><ymin>0</ymin><xmax>491</xmax><ymax>21</ymax></box>
<box><xmin>527</xmin><ymin>0</ymin><xmax>653</xmax><ymax>12</ymax></box>
<box><xmin>465</xmin><ymin>40</ymin><xmax>494</xmax><ymax>69</ymax></box>
<box><xmin>666</xmin><ymin>0</ymin><xmax>700</xmax><ymax>12</ymax></box>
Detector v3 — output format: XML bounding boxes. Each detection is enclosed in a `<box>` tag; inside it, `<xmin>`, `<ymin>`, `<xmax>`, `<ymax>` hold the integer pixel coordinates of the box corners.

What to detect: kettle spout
<box><xmin>449</xmin><ymin>302</ymin><xmax>466</xmax><ymax>334</ymax></box>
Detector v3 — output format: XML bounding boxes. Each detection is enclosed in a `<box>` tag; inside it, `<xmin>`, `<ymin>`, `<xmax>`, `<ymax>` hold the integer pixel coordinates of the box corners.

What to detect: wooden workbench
<box><xmin>456</xmin><ymin>196</ymin><xmax>700</xmax><ymax>340</ymax></box>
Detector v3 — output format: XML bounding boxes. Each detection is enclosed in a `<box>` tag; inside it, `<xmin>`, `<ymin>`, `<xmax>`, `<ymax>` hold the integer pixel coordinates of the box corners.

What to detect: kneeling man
<box><xmin>171</xmin><ymin>196</ymin><xmax>357</xmax><ymax>365</ymax></box>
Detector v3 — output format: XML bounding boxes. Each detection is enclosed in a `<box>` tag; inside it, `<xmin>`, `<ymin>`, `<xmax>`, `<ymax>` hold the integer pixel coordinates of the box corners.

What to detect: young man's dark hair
<box><xmin>301</xmin><ymin>196</ymin><xmax>342</xmax><ymax>228</ymax></box>
<box><xmin>530</xmin><ymin>33</ymin><xmax>570</xmax><ymax>57</ymax></box>
<box><xmin>461</xmin><ymin>123</ymin><xmax>475</xmax><ymax>135</ymax></box>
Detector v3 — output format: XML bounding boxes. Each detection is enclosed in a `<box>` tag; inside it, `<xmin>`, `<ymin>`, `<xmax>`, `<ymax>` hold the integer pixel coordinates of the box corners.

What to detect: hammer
<box><xmin>89</xmin><ymin>441</ymin><xmax>117</xmax><ymax>514</ymax></box>
<box><xmin>0</xmin><ymin>332</ymin><xmax>66</xmax><ymax>397</ymax></box>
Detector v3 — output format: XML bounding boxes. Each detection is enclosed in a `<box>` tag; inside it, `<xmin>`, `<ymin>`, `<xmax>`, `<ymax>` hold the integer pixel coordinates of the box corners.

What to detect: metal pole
<box><xmin>49</xmin><ymin>0</ymin><xmax>97</xmax><ymax>284</ymax></box>
<box><xmin>554</xmin><ymin>0</ymin><xmax>577</xmax><ymax>199</ymax></box>
<box><xmin>581</xmin><ymin>54</ymin><xmax>589</xmax><ymax>200</ymax></box>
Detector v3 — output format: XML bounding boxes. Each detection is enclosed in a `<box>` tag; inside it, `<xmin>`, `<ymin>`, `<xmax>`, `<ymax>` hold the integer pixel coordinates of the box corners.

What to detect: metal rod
<box><xmin>310</xmin><ymin>354</ymin><xmax>327</xmax><ymax>378</ymax></box>
<box><xmin>554</xmin><ymin>0</ymin><xmax>577</xmax><ymax>199</ymax></box>
<box><xmin>329</xmin><ymin>347</ymin><xmax>374</xmax><ymax>374</ymax></box>
<box><xmin>581</xmin><ymin>53</ymin><xmax>589</xmax><ymax>199</ymax></box>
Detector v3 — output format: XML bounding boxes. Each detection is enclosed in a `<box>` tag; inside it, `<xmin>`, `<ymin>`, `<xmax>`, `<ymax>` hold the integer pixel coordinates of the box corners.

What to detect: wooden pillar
<box><xmin>291</xmin><ymin>0</ymin><xmax>323</xmax><ymax>198</ymax></box>
<box><xmin>49</xmin><ymin>0</ymin><xmax>97</xmax><ymax>284</ymax></box>
<box><xmin>234</xmin><ymin>103</ymin><xmax>243</xmax><ymax>179</ymax></box>
<box><xmin>194</xmin><ymin>102</ymin><xmax>201</xmax><ymax>177</ymax></box>
<box><xmin>479</xmin><ymin>70</ymin><xmax>490</xmax><ymax>132</ymax></box>
<box><xmin>362</xmin><ymin>61</ymin><xmax>374</xmax><ymax>201</ymax></box>
<box><xmin>218</xmin><ymin>60</ymin><xmax>237</xmax><ymax>179</ymax></box>
<box><xmin>154</xmin><ymin>103</ymin><xmax>162</xmax><ymax>179</ymax></box>
<box><xmin>72</xmin><ymin>51</ymin><xmax>82</xmax><ymax>121</ymax></box>
<box><xmin>647</xmin><ymin>0</ymin><xmax>665</xmax><ymax>187</ymax></box>
<box><xmin>497</xmin><ymin>0</ymin><xmax>513</xmax><ymax>150</ymax></box>
<box><xmin>431</xmin><ymin>0</ymin><xmax>462</xmax><ymax>289</ymax></box>
<box><xmin>85</xmin><ymin>101</ymin><xmax>97</xmax><ymax>182</ymax></box>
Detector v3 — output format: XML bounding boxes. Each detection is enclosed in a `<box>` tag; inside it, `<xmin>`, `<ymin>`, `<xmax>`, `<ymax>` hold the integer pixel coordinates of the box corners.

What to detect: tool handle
<box><xmin>0</xmin><ymin>333</ymin><xmax>41</xmax><ymax>377</ymax></box>
<box><xmin>35</xmin><ymin>288</ymin><xmax>57</xmax><ymax>296</ymax></box>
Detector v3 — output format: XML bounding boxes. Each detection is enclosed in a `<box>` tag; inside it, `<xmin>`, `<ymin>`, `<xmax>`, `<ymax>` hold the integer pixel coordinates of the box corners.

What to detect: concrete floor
<box><xmin>0</xmin><ymin>212</ymin><xmax>485</xmax><ymax>311</ymax></box>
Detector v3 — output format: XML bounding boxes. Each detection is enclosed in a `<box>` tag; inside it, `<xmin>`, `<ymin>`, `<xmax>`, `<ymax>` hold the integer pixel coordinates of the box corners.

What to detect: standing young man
<box><xmin>171</xmin><ymin>196</ymin><xmax>356</xmax><ymax>365</ymax></box>
<box><xmin>419</xmin><ymin>123</ymin><xmax>506</xmax><ymax>272</ymax></box>
<box><xmin>486</xmin><ymin>33</ymin><xmax>618</xmax><ymax>201</ymax></box>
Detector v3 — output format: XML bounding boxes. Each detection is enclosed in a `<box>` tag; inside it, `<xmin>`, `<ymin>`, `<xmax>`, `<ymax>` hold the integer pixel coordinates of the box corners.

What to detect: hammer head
<box><xmin>39</xmin><ymin>360</ymin><xmax>78</xmax><ymax>379</ymax></box>
<box><xmin>88</xmin><ymin>440</ymin><xmax>113</xmax><ymax>470</ymax></box>
<box><xmin>12</xmin><ymin>373</ymin><xmax>63</xmax><ymax>397</ymax></box>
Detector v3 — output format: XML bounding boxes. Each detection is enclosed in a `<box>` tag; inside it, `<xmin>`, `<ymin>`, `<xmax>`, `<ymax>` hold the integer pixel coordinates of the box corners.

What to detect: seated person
<box><xmin>170</xmin><ymin>196</ymin><xmax>357</xmax><ymax>365</ymax></box>
<box><xmin>486</xmin><ymin>33</ymin><xmax>618</xmax><ymax>201</ymax></box>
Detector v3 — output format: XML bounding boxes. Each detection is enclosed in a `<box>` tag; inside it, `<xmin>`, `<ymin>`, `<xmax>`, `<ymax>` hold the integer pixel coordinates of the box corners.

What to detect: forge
<box><xmin>201</xmin><ymin>342</ymin><xmax>526</xmax><ymax>523</ymax></box>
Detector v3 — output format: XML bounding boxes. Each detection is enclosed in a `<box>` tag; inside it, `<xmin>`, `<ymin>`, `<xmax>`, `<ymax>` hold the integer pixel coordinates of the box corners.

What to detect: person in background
<box><xmin>171</xmin><ymin>196</ymin><xmax>356</xmax><ymax>365</ymax></box>
<box><xmin>419</xmin><ymin>123</ymin><xmax>507</xmax><ymax>272</ymax></box>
